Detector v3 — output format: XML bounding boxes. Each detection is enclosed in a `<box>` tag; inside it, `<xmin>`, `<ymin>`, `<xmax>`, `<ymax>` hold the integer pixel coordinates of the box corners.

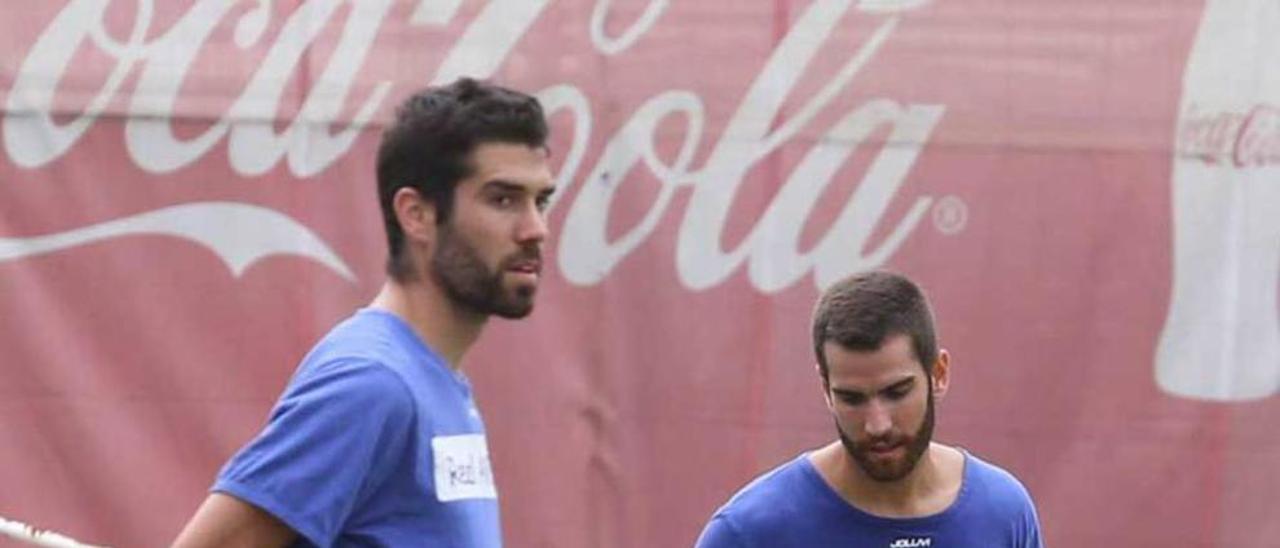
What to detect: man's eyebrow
<box><xmin>832</xmin><ymin>387</ymin><xmax>867</xmax><ymax>399</ymax></box>
<box><xmin>832</xmin><ymin>377</ymin><xmax>915</xmax><ymax>399</ymax></box>
<box><xmin>482</xmin><ymin>180</ymin><xmax>557</xmax><ymax>195</ymax></box>
<box><xmin>481</xmin><ymin>180</ymin><xmax>526</xmax><ymax>192</ymax></box>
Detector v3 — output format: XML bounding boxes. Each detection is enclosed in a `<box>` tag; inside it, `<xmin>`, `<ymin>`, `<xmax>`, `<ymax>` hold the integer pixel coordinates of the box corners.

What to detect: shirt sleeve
<box><xmin>1013</xmin><ymin>478</ymin><xmax>1044</xmax><ymax>548</ymax></box>
<box><xmin>695</xmin><ymin>515</ymin><xmax>751</xmax><ymax>548</ymax></box>
<box><xmin>212</xmin><ymin>359</ymin><xmax>415</xmax><ymax>547</ymax></box>
<box><xmin>1020</xmin><ymin>498</ymin><xmax>1044</xmax><ymax>548</ymax></box>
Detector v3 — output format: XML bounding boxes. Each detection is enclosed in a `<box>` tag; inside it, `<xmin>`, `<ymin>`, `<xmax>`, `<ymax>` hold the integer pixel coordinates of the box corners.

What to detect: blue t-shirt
<box><xmin>696</xmin><ymin>451</ymin><xmax>1042</xmax><ymax>548</ymax></box>
<box><xmin>214</xmin><ymin>309</ymin><xmax>501</xmax><ymax>548</ymax></box>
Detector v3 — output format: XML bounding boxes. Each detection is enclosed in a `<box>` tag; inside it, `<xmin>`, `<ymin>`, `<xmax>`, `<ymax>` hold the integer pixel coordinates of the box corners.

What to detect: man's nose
<box><xmin>515</xmin><ymin>202</ymin><xmax>549</xmax><ymax>245</ymax></box>
<box><xmin>863</xmin><ymin>400</ymin><xmax>893</xmax><ymax>437</ymax></box>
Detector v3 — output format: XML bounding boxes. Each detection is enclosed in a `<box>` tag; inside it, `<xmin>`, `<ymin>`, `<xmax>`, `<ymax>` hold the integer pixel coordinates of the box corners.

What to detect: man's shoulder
<box><xmin>698</xmin><ymin>454</ymin><xmax>844</xmax><ymax>547</ymax></box>
<box><xmin>310</xmin><ymin>309</ymin><xmax>409</xmax><ymax>358</ymax></box>
<box><xmin>279</xmin><ymin>350</ymin><xmax>415</xmax><ymax>418</ymax></box>
<box><xmin>953</xmin><ymin>450</ymin><xmax>1043</xmax><ymax>545</ymax></box>
<box><xmin>712</xmin><ymin>455</ymin><xmax>816</xmax><ymax>524</ymax></box>
<box><xmin>298</xmin><ymin>309</ymin><xmax>433</xmax><ymax>379</ymax></box>
<box><xmin>274</xmin><ymin>311</ymin><xmax>425</xmax><ymax>409</ymax></box>
<box><xmin>961</xmin><ymin>451</ymin><xmax>1037</xmax><ymax>511</ymax></box>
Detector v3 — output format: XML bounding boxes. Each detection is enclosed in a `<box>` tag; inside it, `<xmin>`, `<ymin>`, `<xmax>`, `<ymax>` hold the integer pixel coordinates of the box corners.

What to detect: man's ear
<box><xmin>931</xmin><ymin>349</ymin><xmax>951</xmax><ymax>400</ymax></box>
<box><xmin>393</xmin><ymin>187</ymin><xmax>437</xmax><ymax>247</ymax></box>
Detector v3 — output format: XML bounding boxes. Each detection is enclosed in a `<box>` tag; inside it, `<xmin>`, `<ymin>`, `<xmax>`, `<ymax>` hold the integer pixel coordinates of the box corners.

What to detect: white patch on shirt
<box><xmin>431</xmin><ymin>434</ymin><xmax>497</xmax><ymax>502</ymax></box>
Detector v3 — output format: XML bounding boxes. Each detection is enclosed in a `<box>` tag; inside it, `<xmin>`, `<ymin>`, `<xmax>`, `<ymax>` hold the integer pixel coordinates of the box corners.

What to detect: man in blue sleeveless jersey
<box><xmin>696</xmin><ymin>271</ymin><xmax>1043</xmax><ymax>547</ymax></box>
<box><xmin>173</xmin><ymin>78</ymin><xmax>556</xmax><ymax>547</ymax></box>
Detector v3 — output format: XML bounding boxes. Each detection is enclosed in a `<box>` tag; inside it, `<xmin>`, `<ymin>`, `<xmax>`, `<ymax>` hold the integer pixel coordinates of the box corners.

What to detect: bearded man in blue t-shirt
<box><xmin>172</xmin><ymin>78</ymin><xmax>557</xmax><ymax>548</ymax></box>
<box><xmin>696</xmin><ymin>271</ymin><xmax>1043</xmax><ymax>548</ymax></box>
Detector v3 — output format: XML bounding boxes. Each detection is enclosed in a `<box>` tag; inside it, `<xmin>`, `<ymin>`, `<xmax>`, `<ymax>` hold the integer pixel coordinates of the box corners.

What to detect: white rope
<box><xmin>0</xmin><ymin>515</ymin><xmax>107</xmax><ymax>548</ymax></box>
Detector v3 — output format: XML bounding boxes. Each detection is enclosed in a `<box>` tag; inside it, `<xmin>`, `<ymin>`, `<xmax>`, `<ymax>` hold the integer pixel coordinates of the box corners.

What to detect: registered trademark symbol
<box><xmin>932</xmin><ymin>195</ymin><xmax>967</xmax><ymax>235</ymax></box>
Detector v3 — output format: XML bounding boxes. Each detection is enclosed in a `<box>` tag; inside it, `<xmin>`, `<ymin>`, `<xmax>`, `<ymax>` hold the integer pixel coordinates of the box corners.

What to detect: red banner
<box><xmin>2</xmin><ymin>1</ymin><xmax>1277</xmax><ymax>546</ymax></box>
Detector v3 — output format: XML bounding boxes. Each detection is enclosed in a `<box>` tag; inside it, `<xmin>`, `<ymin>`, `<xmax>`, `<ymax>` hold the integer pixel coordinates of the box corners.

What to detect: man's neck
<box><xmin>810</xmin><ymin>440</ymin><xmax>964</xmax><ymax>519</ymax></box>
<box><xmin>369</xmin><ymin>279</ymin><xmax>486</xmax><ymax>368</ymax></box>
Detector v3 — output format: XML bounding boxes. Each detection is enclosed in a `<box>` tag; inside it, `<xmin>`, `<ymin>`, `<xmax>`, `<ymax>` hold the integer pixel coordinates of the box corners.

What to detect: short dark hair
<box><xmin>811</xmin><ymin>271</ymin><xmax>939</xmax><ymax>383</ymax></box>
<box><xmin>376</xmin><ymin>77</ymin><xmax>549</xmax><ymax>281</ymax></box>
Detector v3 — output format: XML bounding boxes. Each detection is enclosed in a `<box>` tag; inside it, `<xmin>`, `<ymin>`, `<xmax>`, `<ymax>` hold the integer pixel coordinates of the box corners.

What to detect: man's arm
<box><xmin>171</xmin><ymin>493</ymin><xmax>296</xmax><ymax>548</ymax></box>
<box><xmin>178</xmin><ymin>362</ymin><xmax>414</xmax><ymax>546</ymax></box>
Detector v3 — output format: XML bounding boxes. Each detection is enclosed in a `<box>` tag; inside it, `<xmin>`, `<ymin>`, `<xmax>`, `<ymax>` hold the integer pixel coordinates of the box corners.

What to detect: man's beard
<box><xmin>836</xmin><ymin>390</ymin><xmax>935</xmax><ymax>483</ymax></box>
<box><xmin>430</xmin><ymin>223</ymin><xmax>539</xmax><ymax>319</ymax></box>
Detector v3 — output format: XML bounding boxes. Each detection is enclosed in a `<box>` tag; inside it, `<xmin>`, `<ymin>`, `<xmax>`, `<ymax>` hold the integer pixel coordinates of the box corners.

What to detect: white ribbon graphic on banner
<box><xmin>0</xmin><ymin>202</ymin><xmax>355</xmax><ymax>281</ymax></box>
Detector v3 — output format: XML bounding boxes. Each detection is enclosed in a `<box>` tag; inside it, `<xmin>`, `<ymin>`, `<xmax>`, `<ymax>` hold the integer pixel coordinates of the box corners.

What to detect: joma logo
<box><xmin>889</xmin><ymin>538</ymin><xmax>932</xmax><ymax>548</ymax></box>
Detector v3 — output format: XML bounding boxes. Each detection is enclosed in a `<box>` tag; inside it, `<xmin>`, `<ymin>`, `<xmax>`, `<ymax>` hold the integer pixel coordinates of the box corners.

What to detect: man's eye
<box><xmin>840</xmin><ymin>394</ymin><xmax>866</xmax><ymax>406</ymax></box>
<box><xmin>535</xmin><ymin>195</ymin><xmax>550</xmax><ymax>212</ymax></box>
<box><xmin>885</xmin><ymin>387</ymin><xmax>910</xmax><ymax>401</ymax></box>
<box><xmin>491</xmin><ymin>194</ymin><xmax>515</xmax><ymax>207</ymax></box>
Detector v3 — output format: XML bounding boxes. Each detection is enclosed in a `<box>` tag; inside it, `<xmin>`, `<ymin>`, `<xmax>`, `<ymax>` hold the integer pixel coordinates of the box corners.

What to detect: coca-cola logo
<box><xmin>1177</xmin><ymin>103</ymin><xmax>1280</xmax><ymax>168</ymax></box>
<box><xmin>2</xmin><ymin>0</ymin><xmax>943</xmax><ymax>293</ymax></box>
